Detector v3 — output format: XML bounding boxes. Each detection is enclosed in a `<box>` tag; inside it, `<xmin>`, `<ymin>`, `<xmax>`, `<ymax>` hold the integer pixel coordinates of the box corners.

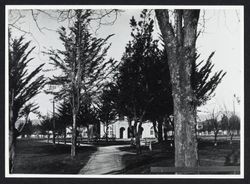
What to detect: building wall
<box><xmin>141</xmin><ymin>122</ymin><xmax>155</xmax><ymax>138</ymax></box>
<box><xmin>100</xmin><ymin>120</ymin><xmax>156</xmax><ymax>139</ymax></box>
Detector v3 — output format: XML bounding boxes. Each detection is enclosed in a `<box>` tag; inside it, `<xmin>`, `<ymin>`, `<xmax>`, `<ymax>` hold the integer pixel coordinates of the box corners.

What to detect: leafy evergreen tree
<box><xmin>46</xmin><ymin>10</ymin><xmax>115</xmax><ymax>157</ymax></box>
<box><xmin>228</xmin><ymin>114</ymin><xmax>240</xmax><ymax>143</ymax></box>
<box><xmin>116</xmin><ymin>10</ymin><xmax>226</xmax><ymax>153</ymax></box>
<box><xmin>77</xmin><ymin>100</ymin><xmax>99</xmax><ymax>141</ymax></box>
<box><xmin>56</xmin><ymin>101</ymin><xmax>72</xmax><ymax>144</ymax></box>
<box><xmin>39</xmin><ymin>115</ymin><xmax>54</xmax><ymax>142</ymax></box>
<box><xmin>19</xmin><ymin>119</ymin><xmax>33</xmax><ymax>138</ymax></box>
<box><xmin>116</xmin><ymin>10</ymin><xmax>170</xmax><ymax>153</ymax></box>
<box><xmin>97</xmin><ymin>83</ymin><xmax>118</xmax><ymax>141</ymax></box>
<box><xmin>9</xmin><ymin>32</ymin><xmax>45</xmax><ymax>173</ymax></box>
<box><xmin>191</xmin><ymin>52</ymin><xmax>226</xmax><ymax>106</ymax></box>
<box><xmin>221</xmin><ymin>114</ymin><xmax>229</xmax><ymax>132</ymax></box>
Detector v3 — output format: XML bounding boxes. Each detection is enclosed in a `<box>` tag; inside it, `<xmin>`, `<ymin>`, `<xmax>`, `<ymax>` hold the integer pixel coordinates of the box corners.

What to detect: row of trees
<box><xmin>200</xmin><ymin>111</ymin><xmax>240</xmax><ymax>146</ymax></box>
<box><xmin>9</xmin><ymin>9</ymin><xmax>230</xmax><ymax>172</ymax></box>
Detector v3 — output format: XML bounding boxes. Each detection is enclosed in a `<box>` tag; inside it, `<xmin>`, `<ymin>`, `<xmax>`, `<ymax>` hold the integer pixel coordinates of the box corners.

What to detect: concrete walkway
<box><xmin>79</xmin><ymin>145</ymin><xmax>134</xmax><ymax>174</ymax></box>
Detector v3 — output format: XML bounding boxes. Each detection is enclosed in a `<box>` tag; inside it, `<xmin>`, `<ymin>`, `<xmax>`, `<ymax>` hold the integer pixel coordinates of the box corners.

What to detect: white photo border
<box><xmin>5</xmin><ymin>5</ymin><xmax>245</xmax><ymax>179</ymax></box>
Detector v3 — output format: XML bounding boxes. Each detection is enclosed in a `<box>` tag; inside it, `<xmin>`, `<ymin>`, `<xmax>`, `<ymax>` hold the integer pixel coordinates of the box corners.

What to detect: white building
<box><xmin>100</xmin><ymin>118</ymin><xmax>158</xmax><ymax>139</ymax></box>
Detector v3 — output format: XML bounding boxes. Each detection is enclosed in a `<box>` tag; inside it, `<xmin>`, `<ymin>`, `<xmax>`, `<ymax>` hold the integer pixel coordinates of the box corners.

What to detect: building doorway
<box><xmin>120</xmin><ymin>127</ymin><xmax>125</xmax><ymax>139</ymax></box>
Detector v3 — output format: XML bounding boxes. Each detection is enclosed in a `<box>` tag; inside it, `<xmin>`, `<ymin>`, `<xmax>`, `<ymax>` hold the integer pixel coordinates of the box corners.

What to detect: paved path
<box><xmin>79</xmin><ymin>145</ymin><xmax>134</xmax><ymax>174</ymax></box>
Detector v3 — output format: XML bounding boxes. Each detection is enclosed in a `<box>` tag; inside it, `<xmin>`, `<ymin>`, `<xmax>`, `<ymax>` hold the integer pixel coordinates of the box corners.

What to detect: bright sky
<box><xmin>7</xmin><ymin>7</ymin><xmax>243</xmax><ymax>120</ymax></box>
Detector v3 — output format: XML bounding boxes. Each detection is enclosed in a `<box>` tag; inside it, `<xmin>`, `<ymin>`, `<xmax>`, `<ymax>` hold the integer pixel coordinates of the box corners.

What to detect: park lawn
<box><xmin>119</xmin><ymin>140</ymin><xmax>240</xmax><ymax>174</ymax></box>
<box><xmin>13</xmin><ymin>139</ymin><xmax>97</xmax><ymax>174</ymax></box>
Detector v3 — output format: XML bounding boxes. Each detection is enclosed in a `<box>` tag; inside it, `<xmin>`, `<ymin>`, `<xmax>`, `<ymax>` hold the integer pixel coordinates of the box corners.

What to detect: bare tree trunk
<box><xmin>135</xmin><ymin>134</ymin><xmax>141</xmax><ymax>154</ymax></box>
<box><xmin>152</xmin><ymin>120</ymin><xmax>158</xmax><ymax>138</ymax></box>
<box><xmin>214</xmin><ymin>130</ymin><xmax>218</xmax><ymax>146</ymax></box>
<box><xmin>9</xmin><ymin>125</ymin><xmax>16</xmax><ymax>173</ymax></box>
<box><xmin>230</xmin><ymin>132</ymin><xmax>234</xmax><ymax>144</ymax></box>
<box><xmin>71</xmin><ymin>109</ymin><xmax>77</xmax><ymax>157</ymax></box>
<box><xmin>57</xmin><ymin>134</ymin><xmax>60</xmax><ymax>144</ymax></box>
<box><xmin>52</xmin><ymin>131</ymin><xmax>56</xmax><ymax>144</ymax></box>
<box><xmin>128</xmin><ymin>118</ymin><xmax>134</xmax><ymax>145</ymax></box>
<box><xmin>9</xmin><ymin>91</ymin><xmax>17</xmax><ymax>173</ymax></box>
<box><xmin>70</xmin><ymin>16</ymin><xmax>82</xmax><ymax>157</ymax></box>
<box><xmin>155</xmin><ymin>9</ymin><xmax>199</xmax><ymax>168</ymax></box>
<box><xmin>64</xmin><ymin>129</ymin><xmax>67</xmax><ymax>145</ymax></box>
<box><xmin>134</xmin><ymin>121</ymin><xmax>142</xmax><ymax>155</ymax></box>
<box><xmin>47</xmin><ymin>132</ymin><xmax>50</xmax><ymax>143</ymax></box>
<box><xmin>163</xmin><ymin>127</ymin><xmax>168</xmax><ymax>141</ymax></box>
<box><xmin>87</xmin><ymin>125</ymin><xmax>90</xmax><ymax>143</ymax></box>
<box><xmin>105</xmin><ymin>122</ymin><xmax>109</xmax><ymax>142</ymax></box>
<box><xmin>158</xmin><ymin>120</ymin><xmax>163</xmax><ymax>143</ymax></box>
<box><xmin>128</xmin><ymin>118</ymin><xmax>132</xmax><ymax>137</ymax></box>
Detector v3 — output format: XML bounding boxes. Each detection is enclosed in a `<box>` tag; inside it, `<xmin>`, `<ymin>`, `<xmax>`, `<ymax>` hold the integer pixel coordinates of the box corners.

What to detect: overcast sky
<box><xmin>7</xmin><ymin>7</ymin><xmax>243</xmax><ymax>120</ymax></box>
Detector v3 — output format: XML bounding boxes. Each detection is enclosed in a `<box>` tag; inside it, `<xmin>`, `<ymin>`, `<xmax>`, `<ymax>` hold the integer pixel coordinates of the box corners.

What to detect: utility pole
<box><xmin>52</xmin><ymin>98</ymin><xmax>56</xmax><ymax>145</ymax></box>
<box><xmin>48</xmin><ymin>84</ymin><xmax>57</xmax><ymax>145</ymax></box>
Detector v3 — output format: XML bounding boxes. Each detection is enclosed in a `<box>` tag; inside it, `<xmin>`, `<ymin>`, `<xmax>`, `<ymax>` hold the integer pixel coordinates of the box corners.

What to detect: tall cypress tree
<box><xmin>9</xmin><ymin>32</ymin><xmax>45</xmax><ymax>173</ymax></box>
<box><xmin>46</xmin><ymin>10</ymin><xmax>115</xmax><ymax>157</ymax></box>
<box><xmin>116</xmin><ymin>10</ymin><xmax>169</xmax><ymax>153</ymax></box>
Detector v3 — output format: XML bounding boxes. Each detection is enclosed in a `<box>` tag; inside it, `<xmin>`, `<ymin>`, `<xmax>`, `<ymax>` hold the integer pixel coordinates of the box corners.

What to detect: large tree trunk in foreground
<box><xmin>156</xmin><ymin>9</ymin><xmax>199</xmax><ymax>167</ymax></box>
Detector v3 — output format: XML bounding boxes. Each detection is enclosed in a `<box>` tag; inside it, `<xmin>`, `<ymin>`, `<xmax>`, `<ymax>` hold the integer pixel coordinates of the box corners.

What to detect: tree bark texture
<box><xmin>155</xmin><ymin>9</ymin><xmax>200</xmax><ymax>167</ymax></box>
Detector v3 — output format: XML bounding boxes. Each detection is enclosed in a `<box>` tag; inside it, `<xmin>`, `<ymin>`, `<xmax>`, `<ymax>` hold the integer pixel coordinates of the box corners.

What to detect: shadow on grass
<box><xmin>13</xmin><ymin>139</ymin><xmax>97</xmax><ymax>174</ymax></box>
<box><xmin>118</xmin><ymin>140</ymin><xmax>240</xmax><ymax>174</ymax></box>
<box><xmin>117</xmin><ymin>142</ymin><xmax>175</xmax><ymax>174</ymax></box>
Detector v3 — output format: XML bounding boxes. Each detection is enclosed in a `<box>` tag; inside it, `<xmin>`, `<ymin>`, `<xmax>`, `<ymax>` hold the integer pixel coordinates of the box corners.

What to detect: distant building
<box><xmin>100</xmin><ymin>117</ymin><xmax>166</xmax><ymax>139</ymax></box>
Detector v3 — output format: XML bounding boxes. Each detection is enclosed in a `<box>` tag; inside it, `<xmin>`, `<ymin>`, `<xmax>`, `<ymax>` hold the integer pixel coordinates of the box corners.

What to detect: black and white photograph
<box><xmin>5</xmin><ymin>5</ymin><xmax>244</xmax><ymax>178</ymax></box>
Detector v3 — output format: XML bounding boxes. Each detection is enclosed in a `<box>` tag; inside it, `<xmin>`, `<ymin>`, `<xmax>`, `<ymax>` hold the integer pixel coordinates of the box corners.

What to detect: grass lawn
<box><xmin>119</xmin><ymin>140</ymin><xmax>240</xmax><ymax>174</ymax></box>
<box><xmin>13</xmin><ymin>139</ymin><xmax>97</xmax><ymax>174</ymax></box>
